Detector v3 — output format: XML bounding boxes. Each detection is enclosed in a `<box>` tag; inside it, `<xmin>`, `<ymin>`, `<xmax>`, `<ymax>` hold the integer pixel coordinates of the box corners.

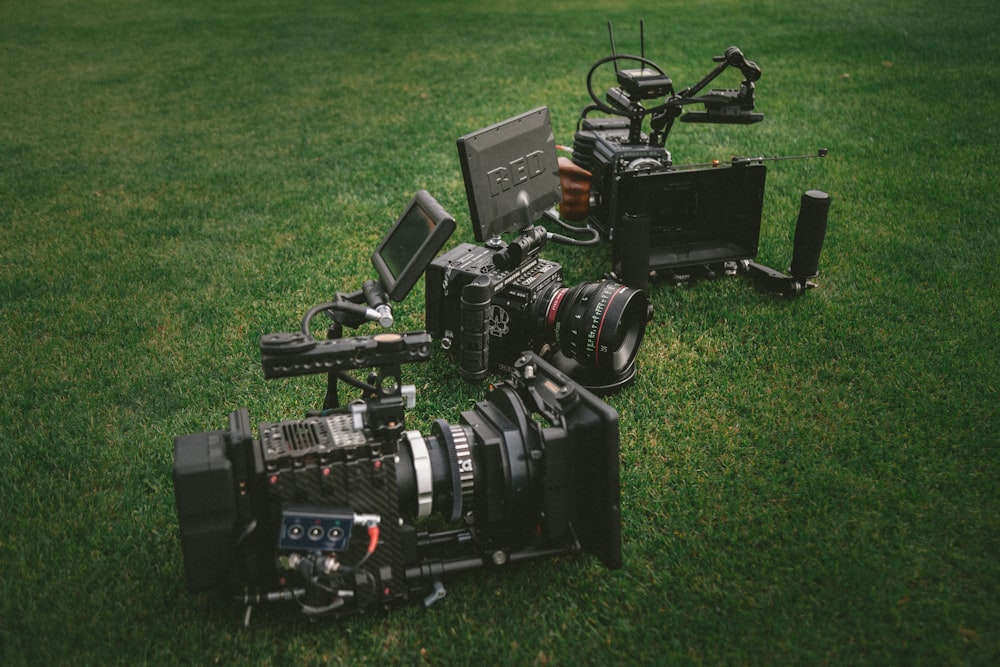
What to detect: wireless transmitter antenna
<box><xmin>607</xmin><ymin>22</ymin><xmax>619</xmax><ymax>73</ymax></box>
<box><xmin>604</xmin><ymin>19</ymin><xmax>673</xmax><ymax>108</ymax></box>
<box><xmin>640</xmin><ymin>19</ymin><xmax>645</xmax><ymax>61</ymax></box>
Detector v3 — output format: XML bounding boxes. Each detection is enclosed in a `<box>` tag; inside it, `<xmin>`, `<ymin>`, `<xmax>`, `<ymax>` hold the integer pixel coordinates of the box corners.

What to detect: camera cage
<box><xmin>425</xmin><ymin>106</ymin><xmax>651</xmax><ymax>396</ymax></box>
<box><xmin>567</xmin><ymin>21</ymin><xmax>830</xmax><ymax>295</ymax></box>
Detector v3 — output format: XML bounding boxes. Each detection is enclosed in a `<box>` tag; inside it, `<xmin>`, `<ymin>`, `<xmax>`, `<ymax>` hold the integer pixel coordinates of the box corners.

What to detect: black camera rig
<box><xmin>427</xmin><ymin>107</ymin><xmax>651</xmax><ymax>395</ymax></box>
<box><xmin>169</xmin><ymin>22</ymin><xmax>839</xmax><ymax>627</ymax></box>
<box><xmin>563</xmin><ymin>21</ymin><xmax>831</xmax><ymax>296</ymax></box>
<box><xmin>174</xmin><ymin>330</ymin><xmax>622</xmax><ymax>623</ymax></box>
<box><xmin>172</xmin><ymin>191</ymin><xmax>622</xmax><ymax>623</ymax></box>
<box><xmin>296</xmin><ymin>190</ymin><xmax>455</xmax><ymax>410</ymax></box>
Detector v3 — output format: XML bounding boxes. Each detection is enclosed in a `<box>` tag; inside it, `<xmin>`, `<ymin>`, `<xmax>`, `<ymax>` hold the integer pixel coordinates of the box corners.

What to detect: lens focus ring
<box><xmin>546</xmin><ymin>280</ymin><xmax>648</xmax><ymax>373</ymax></box>
<box><xmin>449</xmin><ymin>425</ymin><xmax>475</xmax><ymax>511</ymax></box>
<box><xmin>403</xmin><ymin>430</ymin><xmax>434</xmax><ymax>519</ymax></box>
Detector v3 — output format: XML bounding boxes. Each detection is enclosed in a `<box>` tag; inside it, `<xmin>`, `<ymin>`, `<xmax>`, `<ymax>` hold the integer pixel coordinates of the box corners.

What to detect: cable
<box><xmin>234</xmin><ymin>519</ymin><xmax>257</xmax><ymax>549</ymax></box>
<box><xmin>335</xmin><ymin>372</ymin><xmax>377</xmax><ymax>396</ymax></box>
<box><xmin>351</xmin><ymin>524</ymin><xmax>380</xmax><ymax>570</ymax></box>
<box><xmin>297</xmin><ymin>592</ymin><xmax>346</xmax><ymax>617</ymax></box>
<box><xmin>300</xmin><ymin>301</ymin><xmax>339</xmax><ymax>337</ymax></box>
<box><xmin>541</xmin><ymin>208</ymin><xmax>601</xmax><ymax>246</ymax></box>
<box><xmin>547</xmin><ymin>231</ymin><xmax>599</xmax><ymax>247</ymax></box>
<box><xmin>300</xmin><ymin>300</ymin><xmax>374</xmax><ymax>337</ymax></box>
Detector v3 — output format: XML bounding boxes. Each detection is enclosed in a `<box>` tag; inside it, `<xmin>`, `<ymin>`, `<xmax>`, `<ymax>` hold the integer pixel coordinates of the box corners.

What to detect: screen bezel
<box><xmin>456</xmin><ymin>107</ymin><xmax>563</xmax><ymax>242</ymax></box>
<box><xmin>371</xmin><ymin>190</ymin><xmax>456</xmax><ymax>302</ymax></box>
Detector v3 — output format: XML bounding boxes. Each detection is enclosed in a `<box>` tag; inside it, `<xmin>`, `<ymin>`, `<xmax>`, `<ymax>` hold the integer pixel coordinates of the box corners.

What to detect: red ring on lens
<box><xmin>593</xmin><ymin>284</ymin><xmax>630</xmax><ymax>368</ymax></box>
<box><xmin>545</xmin><ymin>287</ymin><xmax>568</xmax><ymax>330</ymax></box>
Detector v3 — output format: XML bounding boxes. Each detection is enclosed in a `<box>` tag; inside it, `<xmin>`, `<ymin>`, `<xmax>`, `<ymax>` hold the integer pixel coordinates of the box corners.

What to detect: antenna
<box><xmin>607</xmin><ymin>22</ymin><xmax>619</xmax><ymax>73</ymax></box>
<box><xmin>640</xmin><ymin>19</ymin><xmax>645</xmax><ymax>62</ymax></box>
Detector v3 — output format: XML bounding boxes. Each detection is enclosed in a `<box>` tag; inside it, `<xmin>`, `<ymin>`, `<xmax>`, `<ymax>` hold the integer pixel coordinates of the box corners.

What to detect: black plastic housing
<box><xmin>172</xmin><ymin>430</ymin><xmax>237</xmax><ymax>592</ymax></box>
<box><xmin>613</xmin><ymin>164</ymin><xmax>767</xmax><ymax>287</ymax></box>
<box><xmin>425</xmin><ymin>242</ymin><xmax>563</xmax><ymax>375</ymax></box>
<box><xmin>371</xmin><ymin>190</ymin><xmax>456</xmax><ymax>302</ymax></box>
<box><xmin>572</xmin><ymin>118</ymin><xmax>768</xmax><ymax>288</ymax></box>
<box><xmin>456</xmin><ymin>107</ymin><xmax>562</xmax><ymax>242</ymax></box>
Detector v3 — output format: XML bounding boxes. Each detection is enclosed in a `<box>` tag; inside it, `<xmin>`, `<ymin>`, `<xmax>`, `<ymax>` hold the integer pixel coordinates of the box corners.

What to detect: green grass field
<box><xmin>2</xmin><ymin>0</ymin><xmax>997</xmax><ymax>664</ymax></box>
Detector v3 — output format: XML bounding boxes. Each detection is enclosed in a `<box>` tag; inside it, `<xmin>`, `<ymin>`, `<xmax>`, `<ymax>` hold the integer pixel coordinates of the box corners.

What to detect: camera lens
<box><xmin>540</xmin><ymin>280</ymin><xmax>648</xmax><ymax>374</ymax></box>
<box><xmin>397</xmin><ymin>406</ymin><xmax>540</xmax><ymax>535</ymax></box>
<box><xmin>397</xmin><ymin>422</ymin><xmax>475</xmax><ymax>524</ymax></box>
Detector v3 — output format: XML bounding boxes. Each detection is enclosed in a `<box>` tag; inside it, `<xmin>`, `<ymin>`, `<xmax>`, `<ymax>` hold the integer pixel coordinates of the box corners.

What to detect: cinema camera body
<box><xmin>172</xmin><ymin>191</ymin><xmax>622</xmax><ymax>622</ymax></box>
<box><xmin>426</xmin><ymin>107</ymin><xmax>650</xmax><ymax>395</ymax></box>
<box><xmin>173</xmin><ymin>339</ymin><xmax>622</xmax><ymax>622</ymax></box>
<box><xmin>565</xmin><ymin>22</ymin><xmax>831</xmax><ymax>295</ymax></box>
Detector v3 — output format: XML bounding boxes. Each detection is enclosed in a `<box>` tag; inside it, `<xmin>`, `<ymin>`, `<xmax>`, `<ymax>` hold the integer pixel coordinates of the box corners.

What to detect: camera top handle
<box><xmin>294</xmin><ymin>281</ymin><xmax>399</xmax><ymax>411</ymax></box>
<box><xmin>259</xmin><ymin>329</ymin><xmax>433</xmax><ymax>429</ymax></box>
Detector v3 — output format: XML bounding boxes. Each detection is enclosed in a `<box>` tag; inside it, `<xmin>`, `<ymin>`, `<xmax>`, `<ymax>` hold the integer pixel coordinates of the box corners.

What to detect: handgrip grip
<box><xmin>789</xmin><ymin>190</ymin><xmax>831</xmax><ymax>279</ymax></box>
<box><xmin>617</xmin><ymin>213</ymin><xmax>652</xmax><ymax>289</ymax></box>
<box><xmin>557</xmin><ymin>156</ymin><xmax>592</xmax><ymax>222</ymax></box>
<box><xmin>459</xmin><ymin>275</ymin><xmax>493</xmax><ymax>382</ymax></box>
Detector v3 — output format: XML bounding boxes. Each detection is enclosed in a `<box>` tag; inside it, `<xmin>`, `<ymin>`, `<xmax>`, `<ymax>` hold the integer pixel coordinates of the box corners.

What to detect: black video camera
<box><xmin>173</xmin><ymin>333</ymin><xmax>622</xmax><ymax>622</ymax></box>
<box><xmin>426</xmin><ymin>108</ymin><xmax>650</xmax><ymax>395</ymax></box>
<box><xmin>171</xmin><ymin>190</ymin><xmax>621</xmax><ymax>622</ymax></box>
<box><xmin>565</xmin><ymin>22</ymin><xmax>830</xmax><ymax>295</ymax></box>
